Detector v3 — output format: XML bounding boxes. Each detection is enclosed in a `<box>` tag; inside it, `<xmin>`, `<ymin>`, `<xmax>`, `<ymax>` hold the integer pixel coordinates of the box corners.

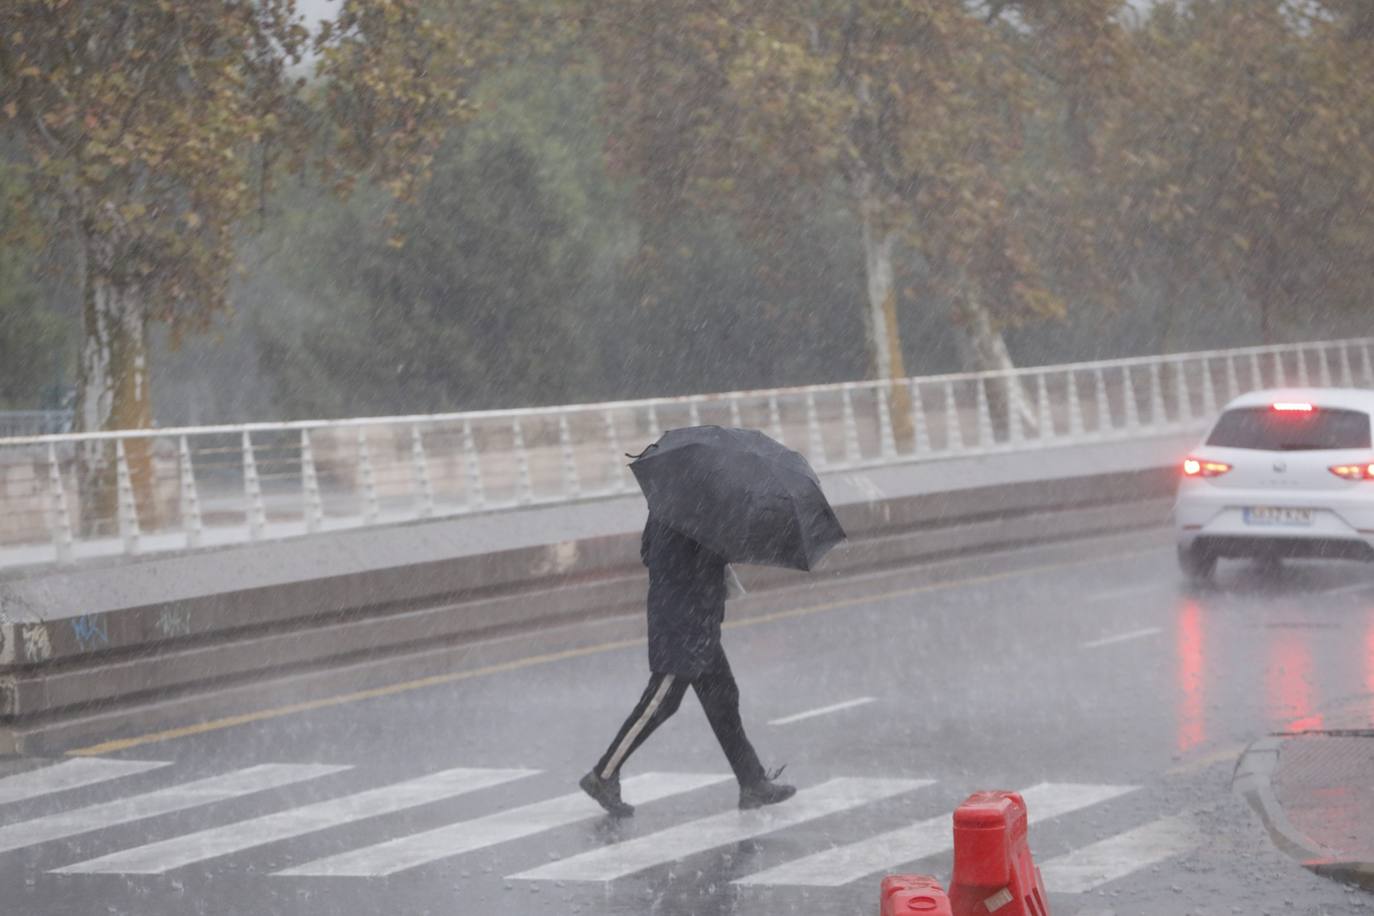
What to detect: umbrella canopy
<box><xmin>629</xmin><ymin>426</ymin><xmax>846</xmax><ymax>571</ymax></box>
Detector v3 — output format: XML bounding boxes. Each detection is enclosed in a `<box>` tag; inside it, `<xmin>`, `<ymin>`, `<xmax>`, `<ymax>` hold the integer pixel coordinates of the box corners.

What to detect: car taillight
<box><xmin>1183</xmin><ymin>457</ymin><xmax>1231</xmax><ymax>477</ymax></box>
<box><xmin>1329</xmin><ymin>463</ymin><xmax>1374</xmax><ymax>480</ymax></box>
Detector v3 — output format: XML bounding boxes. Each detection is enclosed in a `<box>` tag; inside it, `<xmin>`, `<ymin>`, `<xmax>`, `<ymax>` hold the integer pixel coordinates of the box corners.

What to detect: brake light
<box><xmin>1272</xmin><ymin>402</ymin><xmax>1315</xmax><ymax>412</ymax></box>
<box><xmin>1183</xmin><ymin>457</ymin><xmax>1231</xmax><ymax>477</ymax></box>
<box><xmin>1330</xmin><ymin>463</ymin><xmax>1374</xmax><ymax>480</ymax></box>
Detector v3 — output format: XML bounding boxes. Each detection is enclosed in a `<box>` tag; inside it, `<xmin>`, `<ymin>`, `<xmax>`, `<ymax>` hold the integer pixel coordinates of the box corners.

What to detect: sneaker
<box><xmin>739</xmin><ymin>765</ymin><xmax>796</xmax><ymax>810</ymax></box>
<box><xmin>580</xmin><ymin>770</ymin><xmax>634</xmax><ymax>817</ymax></box>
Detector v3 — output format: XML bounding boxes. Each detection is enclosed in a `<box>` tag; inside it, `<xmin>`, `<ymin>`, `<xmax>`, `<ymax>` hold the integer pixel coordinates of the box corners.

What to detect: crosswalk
<box><xmin>0</xmin><ymin>756</ymin><xmax>1204</xmax><ymax>896</ymax></box>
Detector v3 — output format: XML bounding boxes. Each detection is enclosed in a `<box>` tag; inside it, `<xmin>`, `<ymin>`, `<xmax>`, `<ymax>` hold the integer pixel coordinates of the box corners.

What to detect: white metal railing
<box><xmin>2</xmin><ymin>337</ymin><xmax>1371</xmax><ymax>567</ymax></box>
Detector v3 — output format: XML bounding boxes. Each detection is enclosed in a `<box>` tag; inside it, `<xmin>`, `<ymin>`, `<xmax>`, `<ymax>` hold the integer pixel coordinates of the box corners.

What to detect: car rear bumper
<box><xmin>1174</xmin><ymin>482</ymin><xmax>1374</xmax><ymax>558</ymax></box>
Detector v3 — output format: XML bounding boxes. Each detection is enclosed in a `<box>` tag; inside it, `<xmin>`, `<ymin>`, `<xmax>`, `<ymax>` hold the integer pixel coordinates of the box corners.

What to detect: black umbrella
<box><xmin>629</xmin><ymin>425</ymin><xmax>846</xmax><ymax>571</ymax></box>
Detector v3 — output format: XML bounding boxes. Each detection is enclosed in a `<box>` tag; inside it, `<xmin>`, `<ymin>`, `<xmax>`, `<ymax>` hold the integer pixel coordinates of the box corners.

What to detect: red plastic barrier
<box><xmin>948</xmin><ymin>791</ymin><xmax>1050</xmax><ymax>916</ymax></box>
<box><xmin>880</xmin><ymin>874</ymin><xmax>953</xmax><ymax>916</ymax></box>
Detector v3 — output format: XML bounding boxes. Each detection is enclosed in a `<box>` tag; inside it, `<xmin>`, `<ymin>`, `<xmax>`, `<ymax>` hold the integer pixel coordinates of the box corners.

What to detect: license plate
<box><xmin>1244</xmin><ymin>507</ymin><xmax>1314</xmax><ymax>527</ymax></box>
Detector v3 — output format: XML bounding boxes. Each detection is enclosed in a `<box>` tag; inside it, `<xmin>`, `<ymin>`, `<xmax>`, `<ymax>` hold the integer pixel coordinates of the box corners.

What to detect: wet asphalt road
<box><xmin>3</xmin><ymin>528</ymin><xmax>1374</xmax><ymax>915</ymax></box>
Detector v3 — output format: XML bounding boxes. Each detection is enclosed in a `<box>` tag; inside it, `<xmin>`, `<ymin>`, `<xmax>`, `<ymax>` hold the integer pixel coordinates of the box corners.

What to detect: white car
<box><xmin>1175</xmin><ymin>388</ymin><xmax>1374</xmax><ymax>581</ymax></box>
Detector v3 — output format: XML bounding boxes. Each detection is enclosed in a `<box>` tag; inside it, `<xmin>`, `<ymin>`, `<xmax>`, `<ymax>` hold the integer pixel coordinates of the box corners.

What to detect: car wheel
<box><xmin>1177</xmin><ymin>544</ymin><xmax>1217</xmax><ymax>583</ymax></box>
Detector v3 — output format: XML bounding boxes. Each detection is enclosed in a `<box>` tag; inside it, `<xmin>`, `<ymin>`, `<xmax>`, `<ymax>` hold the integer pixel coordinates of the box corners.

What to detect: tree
<box><xmin>1</xmin><ymin>0</ymin><xmax>466</xmax><ymax>524</ymax></box>
<box><xmin>1103</xmin><ymin>0</ymin><xmax>1374</xmax><ymax>343</ymax></box>
<box><xmin>575</xmin><ymin>1</ymin><xmax>1134</xmax><ymax>436</ymax></box>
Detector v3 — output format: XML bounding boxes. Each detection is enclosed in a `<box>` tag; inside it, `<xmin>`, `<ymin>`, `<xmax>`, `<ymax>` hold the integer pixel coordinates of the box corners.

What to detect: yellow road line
<box><xmin>68</xmin><ymin>546</ymin><xmax>1153</xmax><ymax>757</ymax></box>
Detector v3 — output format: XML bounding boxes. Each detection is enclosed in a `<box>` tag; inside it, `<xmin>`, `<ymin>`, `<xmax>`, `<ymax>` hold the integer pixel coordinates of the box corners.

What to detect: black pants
<box><xmin>594</xmin><ymin>648</ymin><xmax>765</xmax><ymax>786</ymax></box>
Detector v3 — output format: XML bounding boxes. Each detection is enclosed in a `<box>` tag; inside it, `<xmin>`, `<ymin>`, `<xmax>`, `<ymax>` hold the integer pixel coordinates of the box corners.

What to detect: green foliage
<box><xmin>0</xmin><ymin>164</ymin><xmax>67</xmax><ymax>409</ymax></box>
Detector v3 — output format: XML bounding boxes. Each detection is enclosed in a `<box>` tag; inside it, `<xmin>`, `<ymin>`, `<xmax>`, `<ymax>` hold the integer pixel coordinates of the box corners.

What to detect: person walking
<box><xmin>579</xmin><ymin>514</ymin><xmax>796</xmax><ymax>817</ymax></box>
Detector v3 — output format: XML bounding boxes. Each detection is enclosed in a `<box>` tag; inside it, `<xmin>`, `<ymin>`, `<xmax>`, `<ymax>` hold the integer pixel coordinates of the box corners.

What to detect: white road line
<box><xmin>1080</xmin><ymin>627</ymin><xmax>1163</xmax><ymax>650</ymax></box>
<box><xmin>1318</xmin><ymin>580</ymin><xmax>1374</xmax><ymax>597</ymax></box>
<box><xmin>769</xmin><ymin>697</ymin><xmax>876</xmax><ymax>726</ymax></box>
<box><xmin>53</xmin><ymin>767</ymin><xmax>536</xmax><ymax>875</ymax></box>
<box><xmin>1040</xmin><ymin>813</ymin><xmax>1201</xmax><ymax>894</ymax></box>
<box><xmin>1084</xmin><ymin>583</ymin><xmax>1164</xmax><ymax>603</ymax></box>
<box><xmin>278</xmin><ymin>771</ymin><xmax>731</xmax><ymax>878</ymax></box>
<box><xmin>735</xmin><ymin>782</ymin><xmax>1138</xmax><ymax>888</ymax></box>
<box><xmin>0</xmin><ymin>758</ymin><xmax>170</xmax><ymax>806</ymax></box>
<box><xmin>0</xmin><ymin>764</ymin><xmax>345</xmax><ymax>856</ymax></box>
<box><xmin>513</xmin><ymin>777</ymin><xmax>929</xmax><ymax>884</ymax></box>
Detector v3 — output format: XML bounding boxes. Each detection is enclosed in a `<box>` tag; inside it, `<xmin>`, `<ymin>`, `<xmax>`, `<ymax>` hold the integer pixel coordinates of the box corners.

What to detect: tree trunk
<box><xmin>74</xmin><ymin>234</ymin><xmax>156</xmax><ymax>534</ymax></box>
<box><xmin>956</xmin><ymin>292</ymin><xmax>1037</xmax><ymax>435</ymax></box>
<box><xmin>858</xmin><ymin>188</ymin><xmax>914</xmax><ymax>447</ymax></box>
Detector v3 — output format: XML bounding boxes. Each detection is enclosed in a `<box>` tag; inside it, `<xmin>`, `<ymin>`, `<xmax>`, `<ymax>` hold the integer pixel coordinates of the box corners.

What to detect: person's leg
<box><xmin>594</xmin><ymin>672</ymin><xmax>689</xmax><ymax>779</ymax></box>
<box><xmin>693</xmin><ymin>648</ymin><xmax>796</xmax><ymax>808</ymax></box>
<box><xmin>692</xmin><ymin>649</ymin><xmax>766</xmax><ymax>786</ymax></box>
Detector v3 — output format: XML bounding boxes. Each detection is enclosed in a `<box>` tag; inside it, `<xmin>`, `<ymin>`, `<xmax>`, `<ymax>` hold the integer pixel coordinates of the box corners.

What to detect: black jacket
<box><xmin>641</xmin><ymin>516</ymin><xmax>727</xmax><ymax>678</ymax></box>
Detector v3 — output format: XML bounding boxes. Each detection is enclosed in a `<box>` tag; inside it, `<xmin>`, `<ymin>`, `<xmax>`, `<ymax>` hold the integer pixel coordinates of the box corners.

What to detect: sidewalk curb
<box><xmin>1233</xmin><ymin>736</ymin><xmax>1374</xmax><ymax>891</ymax></box>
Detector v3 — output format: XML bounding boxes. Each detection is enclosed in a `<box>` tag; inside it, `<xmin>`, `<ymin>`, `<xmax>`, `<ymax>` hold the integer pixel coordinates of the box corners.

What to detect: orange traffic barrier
<box><xmin>880</xmin><ymin>874</ymin><xmax>953</xmax><ymax>915</ymax></box>
<box><xmin>948</xmin><ymin>791</ymin><xmax>1050</xmax><ymax>916</ymax></box>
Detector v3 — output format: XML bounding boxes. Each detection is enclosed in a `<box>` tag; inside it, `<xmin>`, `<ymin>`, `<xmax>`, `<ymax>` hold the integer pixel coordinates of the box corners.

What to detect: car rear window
<box><xmin>1206</xmin><ymin>406</ymin><xmax>1372</xmax><ymax>450</ymax></box>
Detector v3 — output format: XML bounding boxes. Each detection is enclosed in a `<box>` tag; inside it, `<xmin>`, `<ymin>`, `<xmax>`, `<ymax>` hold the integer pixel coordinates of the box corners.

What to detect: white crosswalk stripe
<box><xmin>53</xmin><ymin>767</ymin><xmax>537</xmax><ymax>875</ymax></box>
<box><xmin>512</xmin><ymin>777</ymin><xmax>931</xmax><ymax>883</ymax></box>
<box><xmin>0</xmin><ymin>764</ymin><xmax>346</xmax><ymax>856</ymax></box>
<box><xmin>733</xmin><ymin>782</ymin><xmax>1138</xmax><ymax>888</ymax></box>
<box><xmin>277</xmin><ymin>771</ymin><xmax>731</xmax><ymax>877</ymax></box>
<box><xmin>1040</xmin><ymin>813</ymin><xmax>1202</xmax><ymax>894</ymax></box>
<box><xmin>0</xmin><ymin>758</ymin><xmax>170</xmax><ymax>805</ymax></box>
<box><xmin>0</xmin><ymin>758</ymin><xmax>1200</xmax><ymax>895</ymax></box>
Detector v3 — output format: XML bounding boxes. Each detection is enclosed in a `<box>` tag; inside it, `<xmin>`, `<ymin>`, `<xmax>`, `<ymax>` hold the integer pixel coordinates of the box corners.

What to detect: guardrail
<box><xmin>2</xmin><ymin>337</ymin><xmax>1370</xmax><ymax>567</ymax></box>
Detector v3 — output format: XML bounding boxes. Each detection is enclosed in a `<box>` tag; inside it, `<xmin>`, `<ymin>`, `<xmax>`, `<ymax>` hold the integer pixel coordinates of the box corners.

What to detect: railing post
<box><xmin>1093</xmin><ymin>367</ymin><xmax>1111</xmax><ymax>436</ymax></box>
<box><xmin>1173</xmin><ymin>360</ymin><xmax>1193</xmax><ymax>425</ymax></box>
<box><xmin>558</xmin><ymin>414</ymin><xmax>582</xmax><ymax>499</ymax></box>
<box><xmin>805</xmin><ymin>390</ymin><xmax>827</xmax><ymax>467</ymax></box>
<box><xmin>356</xmin><ymin>427</ymin><xmax>379</xmax><ymax>524</ymax></box>
<box><xmin>1317</xmin><ymin>346</ymin><xmax>1333</xmax><ymax>388</ymax></box>
<box><xmin>1066</xmin><ymin>371</ymin><xmax>1085</xmax><ymax>439</ymax></box>
<box><xmin>688</xmin><ymin>397</ymin><xmax>702</xmax><ymax>428</ymax></box>
<box><xmin>1362</xmin><ymin>344</ymin><xmax>1374</xmax><ymax>387</ymax></box>
<box><xmin>840</xmin><ymin>385</ymin><xmax>861</xmax><ymax>465</ymax></box>
<box><xmin>647</xmin><ymin>404</ymin><xmax>662</xmax><ymax>440</ymax></box>
<box><xmin>1121</xmin><ymin>367</ymin><xmax>1140</xmax><ymax>432</ymax></box>
<box><xmin>604</xmin><ymin>410</ymin><xmax>628</xmax><ymax>494</ymax></box>
<box><xmin>115</xmin><ymin>438</ymin><xmax>140</xmax><ymax>555</ymax></box>
<box><xmin>975</xmin><ymin>378</ymin><xmax>995</xmax><ymax>448</ymax></box>
<box><xmin>1200</xmin><ymin>358</ymin><xmax>1218</xmax><ymax>417</ymax></box>
<box><xmin>1295</xmin><ymin>347</ymin><xmax>1310</xmax><ymax>386</ymax></box>
<box><xmin>1249</xmin><ymin>351</ymin><xmax>1264</xmax><ymax>390</ymax></box>
<box><xmin>178</xmin><ymin>435</ymin><xmax>203</xmax><ymax>549</ymax></box>
<box><xmin>1035</xmin><ymin>372</ymin><xmax>1053</xmax><ymax>442</ymax></box>
<box><xmin>768</xmin><ymin>394</ymin><xmax>785</xmax><ymax>444</ymax></box>
<box><xmin>910</xmin><ymin>380</ymin><xmax>931</xmax><ymax>454</ymax></box>
<box><xmin>300</xmin><ymin>429</ymin><xmax>324</xmax><ymax>533</ymax></box>
<box><xmin>511</xmin><ymin>419</ymin><xmax>535</xmax><ymax>505</ymax></box>
<box><xmin>728</xmin><ymin>396</ymin><xmax>743</xmax><ymax>429</ymax></box>
<box><xmin>876</xmin><ymin>385</ymin><xmax>897</xmax><ymax>459</ymax></box>
<box><xmin>1149</xmin><ymin>361</ymin><xmax>1167</xmax><ymax>428</ymax></box>
<box><xmin>46</xmin><ymin>443</ymin><xmax>74</xmax><ymax>563</ymax></box>
<box><xmin>1006</xmin><ymin>375</ymin><xmax>1024</xmax><ymax>445</ymax></box>
<box><xmin>243</xmin><ymin>431</ymin><xmax>267</xmax><ymax>539</ymax></box>
<box><xmin>1225</xmin><ymin>355</ymin><xmax>1241</xmax><ymax>402</ymax></box>
<box><xmin>944</xmin><ymin>380</ymin><xmax>966</xmax><ymax>451</ymax></box>
<box><xmin>410</xmin><ymin>424</ymin><xmax>435</xmax><ymax>519</ymax></box>
<box><xmin>1272</xmin><ymin>349</ymin><xmax>1287</xmax><ymax>387</ymax></box>
<box><xmin>1338</xmin><ymin>343</ymin><xmax>1355</xmax><ymax>388</ymax></box>
<box><xmin>462</xmin><ymin>420</ymin><xmax>486</xmax><ymax>510</ymax></box>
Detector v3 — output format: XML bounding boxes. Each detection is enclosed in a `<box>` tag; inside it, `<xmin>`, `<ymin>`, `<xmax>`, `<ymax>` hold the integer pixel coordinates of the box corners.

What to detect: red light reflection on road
<box><xmin>1268</xmin><ymin>628</ymin><xmax>1322</xmax><ymax>732</ymax></box>
<box><xmin>1177</xmin><ymin>600</ymin><xmax>1206</xmax><ymax>753</ymax></box>
<box><xmin>1367</xmin><ymin>623</ymin><xmax>1374</xmax><ymax>721</ymax></box>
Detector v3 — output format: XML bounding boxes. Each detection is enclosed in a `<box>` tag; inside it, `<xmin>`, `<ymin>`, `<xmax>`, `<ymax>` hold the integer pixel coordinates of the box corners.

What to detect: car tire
<box><xmin>1177</xmin><ymin>544</ymin><xmax>1217</xmax><ymax>583</ymax></box>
